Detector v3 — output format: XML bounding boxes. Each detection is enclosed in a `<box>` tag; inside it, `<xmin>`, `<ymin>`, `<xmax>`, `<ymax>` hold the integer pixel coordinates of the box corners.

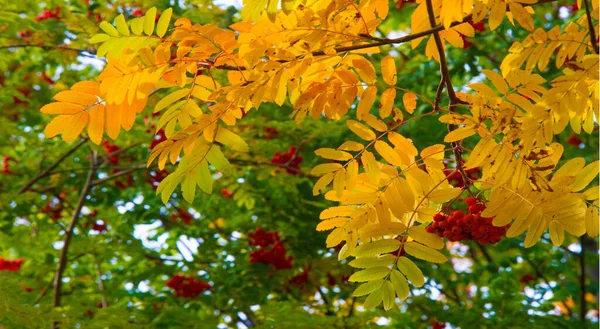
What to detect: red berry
<box><xmin>451</xmin><ymin>227</ymin><xmax>462</xmax><ymax>234</ymax></box>
<box><xmin>433</xmin><ymin>213</ymin><xmax>445</xmax><ymax>222</ymax></box>
<box><xmin>452</xmin><ymin>210</ymin><xmax>465</xmax><ymax>218</ymax></box>
<box><xmin>426</xmin><ymin>225</ymin><xmax>437</xmax><ymax>233</ymax></box>
<box><xmin>465</xmin><ymin>197</ymin><xmax>477</xmax><ymax>206</ymax></box>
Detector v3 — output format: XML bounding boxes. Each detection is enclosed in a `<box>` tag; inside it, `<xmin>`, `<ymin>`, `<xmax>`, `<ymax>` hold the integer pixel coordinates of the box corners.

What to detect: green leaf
<box><xmin>89</xmin><ymin>34</ymin><xmax>111</xmax><ymax>44</ymax></box>
<box><xmin>206</xmin><ymin>146</ymin><xmax>232</xmax><ymax>174</ymax></box>
<box><xmin>114</xmin><ymin>14</ymin><xmax>130</xmax><ymax>36</ymax></box>
<box><xmin>390</xmin><ymin>269</ymin><xmax>409</xmax><ymax>300</ymax></box>
<box><xmin>396</xmin><ymin>257</ymin><xmax>424</xmax><ymax>287</ymax></box>
<box><xmin>196</xmin><ymin>160</ymin><xmax>213</xmax><ymax>194</ymax></box>
<box><xmin>99</xmin><ymin>21</ymin><xmax>119</xmax><ymax>37</ymax></box>
<box><xmin>144</xmin><ymin>7</ymin><xmax>157</xmax><ymax>36</ymax></box>
<box><xmin>348</xmin><ymin>267</ymin><xmax>389</xmax><ymax>282</ymax></box>
<box><xmin>352</xmin><ymin>279</ymin><xmax>384</xmax><ymax>297</ymax></box>
<box><xmin>156</xmin><ymin>8</ymin><xmax>173</xmax><ymax>38</ymax></box>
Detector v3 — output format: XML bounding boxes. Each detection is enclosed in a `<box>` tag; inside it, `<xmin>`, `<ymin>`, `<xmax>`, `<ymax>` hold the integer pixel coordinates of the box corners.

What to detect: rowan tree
<box><xmin>0</xmin><ymin>0</ymin><xmax>598</xmax><ymax>328</ymax></box>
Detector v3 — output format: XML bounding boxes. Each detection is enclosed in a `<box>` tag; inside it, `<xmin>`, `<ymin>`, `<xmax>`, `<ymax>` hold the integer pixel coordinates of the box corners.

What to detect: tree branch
<box><xmin>0</xmin><ymin>44</ymin><xmax>98</xmax><ymax>58</ymax></box>
<box><xmin>90</xmin><ymin>164</ymin><xmax>146</xmax><ymax>186</ymax></box>
<box><xmin>52</xmin><ymin>152</ymin><xmax>98</xmax><ymax>329</ymax></box>
<box><xmin>18</xmin><ymin>138</ymin><xmax>88</xmax><ymax>193</ymax></box>
<box><xmin>582</xmin><ymin>0</ymin><xmax>599</xmax><ymax>54</ymax></box>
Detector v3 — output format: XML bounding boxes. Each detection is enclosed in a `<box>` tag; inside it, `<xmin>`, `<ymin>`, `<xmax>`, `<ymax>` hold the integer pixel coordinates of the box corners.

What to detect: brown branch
<box><xmin>52</xmin><ymin>152</ymin><xmax>98</xmax><ymax>329</ymax></box>
<box><xmin>0</xmin><ymin>44</ymin><xmax>98</xmax><ymax>58</ymax></box>
<box><xmin>315</xmin><ymin>284</ymin><xmax>334</xmax><ymax>316</ymax></box>
<box><xmin>90</xmin><ymin>164</ymin><xmax>146</xmax><ymax>186</ymax></box>
<box><xmin>18</xmin><ymin>138</ymin><xmax>89</xmax><ymax>193</ymax></box>
<box><xmin>582</xmin><ymin>0</ymin><xmax>599</xmax><ymax>54</ymax></box>
<box><xmin>94</xmin><ymin>255</ymin><xmax>108</xmax><ymax>309</ymax></box>
<box><xmin>425</xmin><ymin>0</ymin><xmax>473</xmax><ymax>191</ymax></box>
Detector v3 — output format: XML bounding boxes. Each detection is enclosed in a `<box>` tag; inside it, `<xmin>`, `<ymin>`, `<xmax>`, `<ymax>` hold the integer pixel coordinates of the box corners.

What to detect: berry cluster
<box><xmin>91</xmin><ymin>220</ymin><xmax>107</xmax><ymax>233</ymax></box>
<box><xmin>147</xmin><ymin>170</ymin><xmax>169</xmax><ymax>190</ymax></box>
<box><xmin>288</xmin><ymin>267</ymin><xmax>311</xmax><ymax>289</ymax></box>
<box><xmin>567</xmin><ymin>134</ymin><xmax>583</xmax><ymax>147</ymax></box>
<box><xmin>271</xmin><ymin>146</ymin><xmax>303</xmax><ymax>175</ymax></box>
<box><xmin>169</xmin><ymin>207</ymin><xmax>194</xmax><ymax>225</ymax></box>
<box><xmin>444</xmin><ymin>165</ymin><xmax>481</xmax><ymax>188</ymax></box>
<box><xmin>2</xmin><ymin>156</ymin><xmax>14</xmax><ymax>174</ymax></box>
<box><xmin>166</xmin><ymin>275</ymin><xmax>210</xmax><ymax>298</ymax></box>
<box><xmin>42</xmin><ymin>202</ymin><xmax>64</xmax><ymax>221</ymax></box>
<box><xmin>262</xmin><ymin>127</ymin><xmax>279</xmax><ymax>140</ymax></box>
<box><xmin>430</xmin><ymin>320</ymin><xmax>446</xmax><ymax>329</ymax></box>
<box><xmin>0</xmin><ymin>258</ymin><xmax>24</xmax><ymax>272</ymax></box>
<box><xmin>13</xmin><ymin>88</ymin><xmax>30</xmax><ymax>106</ymax></box>
<box><xmin>149</xmin><ymin>129</ymin><xmax>167</xmax><ymax>150</ymax></box>
<box><xmin>520</xmin><ymin>274</ymin><xmax>535</xmax><ymax>284</ymax></box>
<box><xmin>427</xmin><ymin>197</ymin><xmax>509</xmax><ymax>244</ymax></box>
<box><xmin>113</xmin><ymin>169</ymin><xmax>134</xmax><ymax>190</ymax></box>
<box><xmin>35</xmin><ymin>7</ymin><xmax>61</xmax><ymax>22</ymax></box>
<box><xmin>220</xmin><ymin>188</ymin><xmax>233</xmax><ymax>198</ymax></box>
<box><xmin>248</xmin><ymin>228</ymin><xmax>293</xmax><ymax>270</ymax></box>
<box><xmin>130</xmin><ymin>8</ymin><xmax>144</xmax><ymax>17</ymax></box>
<box><xmin>459</xmin><ymin>21</ymin><xmax>485</xmax><ymax>49</ymax></box>
<box><xmin>102</xmin><ymin>141</ymin><xmax>121</xmax><ymax>165</ymax></box>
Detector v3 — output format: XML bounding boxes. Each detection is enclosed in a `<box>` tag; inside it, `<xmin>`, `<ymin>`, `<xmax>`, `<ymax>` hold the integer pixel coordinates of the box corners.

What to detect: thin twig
<box><xmin>52</xmin><ymin>152</ymin><xmax>98</xmax><ymax>329</ymax></box>
<box><xmin>0</xmin><ymin>44</ymin><xmax>98</xmax><ymax>58</ymax></box>
<box><xmin>94</xmin><ymin>260</ymin><xmax>108</xmax><ymax>309</ymax></box>
<box><xmin>582</xmin><ymin>0</ymin><xmax>599</xmax><ymax>54</ymax></box>
<box><xmin>425</xmin><ymin>0</ymin><xmax>472</xmax><ymax>191</ymax></box>
<box><xmin>18</xmin><ymin>138</ymin><xmax>88</xmax><ymax>193</ymax></box>
<box><xmin>90</xmin><ymin>164</ymin><xmax>146</xmax><ymax>186</ymax></box>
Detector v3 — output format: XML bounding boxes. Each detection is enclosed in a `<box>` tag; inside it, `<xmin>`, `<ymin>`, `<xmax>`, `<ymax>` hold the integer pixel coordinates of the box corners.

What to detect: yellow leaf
<box><xmin>144</xmin><ymin>7</ymin><xmax>157</xmax><ymax>36</ymax></box>
<box><xmin>402</xmin><ymin>92</ymin><xmax>417</xmax><ymax>114</ymax></box>
<box><xmin>482</xmin><ymin>69</ymin><xmax>508</xmax><ymax>94</ymax></box>
<box><xmin>339</xmin><ymin>141</ymin><xmax>364</xmax><ymax>151</ymax></box>
<box><xmin>206</xmin><ymin>145</ymin><xmax>231</xmax><ymax>174</ymax></box>
<box><xmin>351</xmin><ymin>239</ymin><xmax>401</xmax><ymax>257</ymax></box>
<box><xmin>88</xmin><ymin>105</ymin><xmax>105</xmax><ymax>145</ymax></box>
<box><xmin>363</xmin><ymin>286</ymin><xmax>383</xmax><ymax>309</ymax></box>
<box><xmin>349</xmin><ymin>255</ymin><xmax>396</xmax><ymax>268</ymax></box>
<box><xmin>156</xmin><ymin>8</ymin><xmax>173</xmax><ymax>38</ymax></box>
<box><xmin>40</xmin><ymin>102</ymin><xmax>84</xmax><ymax>115</ymax></box>
<box><xmin>346</xmin><ymin>159</ymin><xmax>358</xmax><ymax>191</ymax></box>
<box><xmin>154</xmin><ymin>88</ymin><xmax>191</xmax><ymax>113</ymax></box>
<box><xmin>311</xmin><ymin>163</ymin><xmax>342</xmax><ymax>176</ymax></box>
<box><xmin>428</xmin><ymin>187</ymin><xmax>463</xmax><ymax>203</ymax></box>
<box><xmin>357</xmin><ymin>86</ymin><xmax>377</xmax><ymax>120</ymax></box>
<box><xmin>326</xmin><ymin>227</ymin><xmax>346</xmax><ymax>247</ymax></box>
<box><xmin>316</xmin><ymin>217</ymin><xmax>348</xmax><ymax>231</ymax></box>
<box><xmin>379</xmin><ymin>88</ymin><xmax>396</xmax><ymax>118</ymax></box>
<box><xmin>390</xmin><ymin>269</ymin><xmax>409</xmax><ymax>300</ymax></box>
<box><xmin>381</xmin><ymin>55</ymin><xmax>397</xmax><ymax>85</ymax></box>
<box><xmin>114</xmin><ymin>14</ymin><xmax>130</xmax><ymax>36</ymax></box>
<box><xmin>409</xmin><ymin>226</ymin><xmax>444</xmax><ymax>249</ymax></box>
<box><xmin>215</xmin><ymin>128</ymin><xmax>249</xmax><ymax>152</ymax></box>
<box><xmin>548</xmin><ymin>221</ymin><xmax>564</xmax><ymax>246</ymax></box>
<box><xmin>348</xmin><ymin>120</ymin><xmax>376</xmax><ymax>141</ymax></box>
<box><xmin>361</xmin><ymin>151</ymin><xmax>381</xmax><ymax>183</ymax></box>
<box><xmin>333</xmin><ymin>169</ymin><xmax>346</xmax><ymax>198</ymax></box>
<box><xmin>571</xmin><ymin>161</ymin><xmax>599</xmax><ymax>192</ymax></box>
<box><xmin>353</xmin><ymin>279</ymin><xmax>384</xmax><ymax>297</ymax></box>
<box><xmin>313</xmin><ymin>173</ymin><xmax>334</xmax><ymax>195</ymax></box>
<box><xmin>444</xmin><ymin>126</ymin><xmax>477</xmax><ymax>142</ymax></box>
<box><xmin>99</xmin><ymin>21</ymin><xmax>119</xmax><ymax>37</ymax></box>
<box><xmin>352</xmin><ymin>57</ymin><xmax>377</xmax><ymax>84</ymax></box>
<box><xmin>44</xmin><ymin>115</ymin><xmax>70</xmax><ymax>138</ymax></box>
<box><xmin>374</xmin><ymin>141</ymin><xmax>403</xmax><ymax>166</ymax></box>
<box><xmin>585</xmin><ymin>206</ymin><xmax>599</xmax><ymax>238</ymax></box>
<box><xmin>54</xmin><ymin>91</ymin><xmax>99</xmax><ymax>105</ymax></box>
<box><xmin>382</xmin><ymin>281</ymin><xmax>395</xmax><ymax>310</ymax></box>
<box><xmin>315</xmin><ymin>148</ymin><xmax>353</xmax><ymax>161</ymax></box>
<box><xmin>403</xmin><ymin>241</ymin><xmax>447</xmax><ymax>263</ymax></box>
<box><xmin>348</xmin><ymin>267</ymin><xmax>390</xmax><ymax>282</ymax></box>
<box><xmin>196</xmin><ymin>160</ymin><xmax>213</xmax><ymax>194</ymax></box>
<box><xmin>62</xmin><ymin>112</ymin><xmax>89</xmax><ymax>142</ymax></box>
<box><xmin>396</xmin><ymin>256</ymin><xmax>425</xmax><ymax>287</ymax></box>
